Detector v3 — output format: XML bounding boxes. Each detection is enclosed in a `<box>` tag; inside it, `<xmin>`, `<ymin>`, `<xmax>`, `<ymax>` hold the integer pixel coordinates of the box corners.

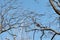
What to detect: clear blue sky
<box><xmin>0</xmin><ymin>0</ymin><xmax>60</xmax><ymax>40</ymax></box>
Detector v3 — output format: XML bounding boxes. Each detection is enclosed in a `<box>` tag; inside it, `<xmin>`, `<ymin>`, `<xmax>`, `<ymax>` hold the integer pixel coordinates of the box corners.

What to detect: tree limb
<box><xmin>49</xmin><ymin>0</ymin><xmax>60</xmax><ymax>15</ymax></box>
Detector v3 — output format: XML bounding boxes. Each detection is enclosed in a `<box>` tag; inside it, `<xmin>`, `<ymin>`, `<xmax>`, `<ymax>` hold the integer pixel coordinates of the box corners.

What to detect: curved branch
<box><xmin>49</xmin><ymin>0</ymin><xmax>60</xmax><ymax>15</ymax></box>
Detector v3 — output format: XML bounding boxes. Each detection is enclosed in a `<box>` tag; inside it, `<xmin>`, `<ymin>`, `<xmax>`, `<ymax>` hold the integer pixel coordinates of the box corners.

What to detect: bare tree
<box><xmin>0</xmin><ymin>0</ymin><xmax>60</xmax><ymax>40</ymax></box>
<box><xmin>25</xmin><ymin>0</ymin><xmax>60</xmax><ymax>40</ymax></box>
<box><xmin>0</xmin><ymin>0</ymin><xmax>31</xmax><ymax>40</ymax></box>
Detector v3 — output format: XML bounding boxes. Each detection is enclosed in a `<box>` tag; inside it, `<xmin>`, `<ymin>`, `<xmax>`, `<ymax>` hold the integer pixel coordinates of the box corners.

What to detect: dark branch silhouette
<box><xmin>49</xmin><ymin>0</ymin><xmax>60</xmax><ymax>15</ymax></box>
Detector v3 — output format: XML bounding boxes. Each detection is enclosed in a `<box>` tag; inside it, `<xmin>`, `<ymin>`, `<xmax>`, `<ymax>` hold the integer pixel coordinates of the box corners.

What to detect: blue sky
<box><xmin>0</xmin><ymin>0</ymin><xmax>60</xmax><ymax>40</ymax></box>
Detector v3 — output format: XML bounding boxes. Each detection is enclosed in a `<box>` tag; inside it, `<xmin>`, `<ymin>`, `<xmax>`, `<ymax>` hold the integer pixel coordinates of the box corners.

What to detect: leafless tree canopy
<box><xmin>0</xmin><ymin>0</ymin><xmax>60</xmax><ymax>40</ymax></box>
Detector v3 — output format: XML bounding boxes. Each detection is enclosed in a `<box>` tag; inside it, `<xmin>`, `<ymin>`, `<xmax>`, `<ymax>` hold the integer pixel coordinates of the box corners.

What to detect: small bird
<box><xmin>33</xmin><ymin>20</ymin><xmax>40</xmax><ymax>27</ymax></box>
<box><xmin>36</xmin><ymin>23</ymin><xmax>40</xmax><ymax>27</ymax></box>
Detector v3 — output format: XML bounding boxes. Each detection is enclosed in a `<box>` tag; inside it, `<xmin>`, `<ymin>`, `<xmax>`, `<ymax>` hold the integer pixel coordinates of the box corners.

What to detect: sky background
<box><xmin>0</xmin><ymin>0</ymin><xmax>60</xmax><ymax>40</ymax></box>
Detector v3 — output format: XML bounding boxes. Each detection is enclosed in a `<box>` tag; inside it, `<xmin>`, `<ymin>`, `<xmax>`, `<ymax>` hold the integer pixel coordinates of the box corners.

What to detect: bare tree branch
<box><xmin>49</xmin><ymin>0</ymin><xmax>60</xmax><ymax>15</ymax></box>
<box><xmin>51</xmin><ymin>33</ymin><xmax>56</xmax><ymax>40</ymax></box>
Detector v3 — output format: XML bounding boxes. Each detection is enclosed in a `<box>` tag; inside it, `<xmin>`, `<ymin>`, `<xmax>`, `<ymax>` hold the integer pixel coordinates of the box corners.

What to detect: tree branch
<box><xmin>49</xmin><ymin>0</ymin><xmax>60</xmax><ymax>15</ymax></box>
